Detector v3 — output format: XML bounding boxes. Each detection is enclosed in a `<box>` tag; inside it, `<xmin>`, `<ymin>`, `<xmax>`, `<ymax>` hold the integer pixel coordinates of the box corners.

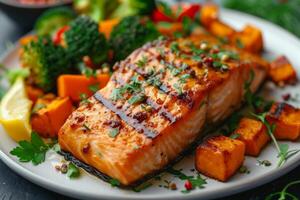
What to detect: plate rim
<box><xmin>1</xmin><ymin>8</ymin><xmax>300</xmax><ymax>200</ymax></box>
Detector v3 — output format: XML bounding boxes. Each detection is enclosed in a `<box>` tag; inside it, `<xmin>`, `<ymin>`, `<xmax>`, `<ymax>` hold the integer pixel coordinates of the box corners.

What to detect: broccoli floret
<box><xmin>35</xmin><ymin>7</ymin><xmax>76</xmax><ymax>36</ymax></box>
<box><xmin>64</xmin><ymin>16</ymin><xmax>108</xmax><ymax>65</ymax></box>
<box><xmin>109</xmin><ymin>16</ymin><xmax>160</xmax><ymax>61</ymax></box>
<box><xmin>111</xmin><ymin>0</ymin><xmax>156</xmax><ymax>19</ymax></box>
<box><xmin>21</xmin><ymin>37</ymin><xmax>72</xmax><ymax>92</ymax></box>
<box><xmin>73</xmin><ymin>0</ymin><xmax>119</xmax><ymax>22</ymax></box>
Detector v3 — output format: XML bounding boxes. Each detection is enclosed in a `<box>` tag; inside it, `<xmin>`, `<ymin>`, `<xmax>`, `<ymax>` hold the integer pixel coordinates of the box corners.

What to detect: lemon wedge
<box><xmin>0</xmin><ymin>78</ymin><xmax>32</xmax><ymax>142</ymax></box>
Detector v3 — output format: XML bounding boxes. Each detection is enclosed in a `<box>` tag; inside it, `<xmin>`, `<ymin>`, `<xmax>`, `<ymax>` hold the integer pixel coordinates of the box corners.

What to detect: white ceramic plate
<box><xmin>1</xmin><ymin>8</ymin><xmax>300</xmax><ymax>200</ymax></box>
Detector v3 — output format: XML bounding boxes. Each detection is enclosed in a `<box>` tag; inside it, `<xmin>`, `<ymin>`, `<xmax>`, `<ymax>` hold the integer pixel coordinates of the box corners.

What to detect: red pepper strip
<box><xmin>176</xmin><ymin>4</ymin><xmax>201</xmax><ymax>22</ymax></box>
<box><xmin>151</xmin><ymin>9</ymin><xmax>174</xmax><ymax>23</ymax></box>
<box><xmin>53</xmin><ymin>25</ymin><xmax>69</xmax><ymax>45</ymax></box>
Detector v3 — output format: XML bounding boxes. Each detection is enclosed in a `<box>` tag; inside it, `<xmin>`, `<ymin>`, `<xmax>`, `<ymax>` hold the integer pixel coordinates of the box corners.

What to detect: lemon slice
<box><xmin>0</xmin><ymin>78</ymin><xmax>32</xmax><ymax>142</ymax></box>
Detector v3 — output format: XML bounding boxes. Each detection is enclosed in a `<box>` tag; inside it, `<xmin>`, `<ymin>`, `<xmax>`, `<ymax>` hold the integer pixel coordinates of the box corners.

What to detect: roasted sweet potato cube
<box><xmin>266</xmin><ymin>103</ymin><xmax>300</xmax><ymax>140</ymax></box>
<box><xmin>233</xmin><ymin>118</ymin><xmax>270</xmax><ymax>156</ymax></box>
<box><xmin>208</xmin><ymin>20</ymin><xmax>236</xmax><ymax>38</ymax></box>
<box><xmin>269</xmin><ymin>56</ymin><xmax>297</xmax><ymax>86</ymax></box>
<box><xmin>31</xmin><ymin>96</ymin><xmax>73</xmax><ymax>138</ymax></box>
<box><xmin>25</xmin><ymin>85</ymin><xmax>44</xmax><ymax>103</ymax></box>
<box><xmin>195</xmin><ymin>135</ymin><xmax>245</xmax><ymax>182</ymax></box>
<box><xmin>200</xmin><ymin>4</ymin><xmax>219</xmax><ymax>27</ymax></box>
<box><xmin>232</xmin><ymin>25</ymin><xmax>263</xmax><ymax>54</ymax></box>
<box><xmin>156</xmin><ymin>22</ymin><xmax>183</xmax><ymax>37</ymax></box>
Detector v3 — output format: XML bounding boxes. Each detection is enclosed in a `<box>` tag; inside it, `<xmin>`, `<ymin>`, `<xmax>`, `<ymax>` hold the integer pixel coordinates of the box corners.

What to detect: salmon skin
<box><xmin>58</xmin><ymin>34</ymin><xmax>269</xmax><ymax>186</ymax></box>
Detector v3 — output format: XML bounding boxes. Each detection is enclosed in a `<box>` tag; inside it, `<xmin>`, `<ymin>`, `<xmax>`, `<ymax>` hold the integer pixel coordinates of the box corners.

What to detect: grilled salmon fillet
<box><xmin>58</xmin><ymin>34</ymin><xmax>269</xmax><ymax>186</ymax></box>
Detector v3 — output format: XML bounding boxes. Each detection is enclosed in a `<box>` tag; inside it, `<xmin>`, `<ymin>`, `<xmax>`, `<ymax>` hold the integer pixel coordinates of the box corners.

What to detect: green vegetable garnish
<box><xmin>34</xmin><ymin>7</ymin><xmax>76</xmax><ymax>36</ymax></box>
<box><xmin>67</xmin><ymin>163</ymin><xmax>80</xmax><ymax>178</ymax></box>
<box><xmin>10</xmin><ymin>132</ymin><xmax>49</xmax><ymax>165</ymax></box>
<box><xmin>109</xmin><ymin>16</ymin><xmax>160</xmax><ymax>61</ymax></box>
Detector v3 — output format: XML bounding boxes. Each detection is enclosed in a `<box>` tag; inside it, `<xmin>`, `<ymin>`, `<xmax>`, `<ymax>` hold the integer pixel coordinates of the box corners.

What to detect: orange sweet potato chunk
<box><xmin>208</xmin><ymin>20</ymin><xmax>236</xmax><ymax>38</ymax></box>
<box><xmin>31</xmin><ymin>96</ymin><xmax>73</xmax><ymax>138</ymax></box>
<box><xmin>195</xmin><ymin>135</ymin><xmax>245</xmax><ymax>182</ymax></box>
<box><xmin>269</xmin><ymin>56</ymin><xmax>297</xmax><ymax>86</ymax></box>
<box><xmin>266</xmin><ymin>103</ymin><xmax>300</xmax><ymax>140</ymax></box>
<box><xmin>233</xmin><ymin>118</ymin><xmax>270</xmax><ymax>156</ymax></box>
<box><xmin>200</xmin><ymin>4</ymin><xmax>219</xmax><ymax>27</ymax></box>
<box><xmin>232</xmin><ymin>25</ymin><xmax>263</xmax><ymax>54</ymax></box>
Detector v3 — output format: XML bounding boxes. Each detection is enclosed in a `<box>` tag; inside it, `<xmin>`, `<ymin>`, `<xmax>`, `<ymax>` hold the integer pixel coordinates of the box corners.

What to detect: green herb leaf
<box><xmin>10</xmin><ymin>132</ymin><xmax>49</xmax><ymax>165</ymax></box>
<box><xmin>265</xmin><ymin>180</ymin><xmax>300</xmax><ymax>200</ymax></box>
<box><xmin>79</xmin><ymin>93</ymin><xmax>90</xmax><ymax>104</ymax></box>
<box><xmin>109</xmin><ymin>128</ymin><xmax>119</xmax><ymax>138</ymax></box>
<box><xmin>128</xmin><ymin>94</ymin><xmax>146</xmax><ymax>105</ymax></box>
<box><xmin>136</xmin><ymin>55</ymin><xmax>148</xmax><ymax>68</ymax></box>
<box><xmin>236</xmin><ymin>39</ymin><xmax>244</xmax><ymax>48</ymax></box>
<box><xmin>230</xmin><ymin>133</ymin><xmax>241</xmax><ymax>139</ymax></box>
<box><xmin>79</xmin><ymin>63</ymin><xmax>97</xmax><ymax>78</ymax></box>
<box><xmin>170</xmin><ymin>42</ymin><xmax>180</xmax><ymax>56</ymax></box>
<box><xmin>252</xmin><ymin>112</ymin><xmax>300</xmax><ymax>167</ymax></box>
<box><xmin>31</xmin><ymin>103</ymin><xmax>46</xmax><ymax>114</ymax></box>
<box><xmin>88</xmin><ymin>84</ymin><xmax>99</xmax><ymax>93</ymax></box>
<box><xmin>133</xmin><ymin>182</ymin><xmax>152</xmax><ymax>192</ymax></box>
<box><xmin>109</xmin><ymin>178</ymin><xmax>120</xmax><ymax>187</ymax></box>
<box><xmin>179</xmin><ymin>74</ymin><xmax>191</xmax><ymax>83</ymax></box>
<box><xmin>173</xmin><ymin>83</ymin><xmax>183</xmax><ymax>95</ymax></box>
<box><xmin>6</xmin><ymin>68</ymin><xmax>30</xmax><ymax>85</ymax></box>
<box><xmin>83</xmin><ymin>123</ymin><xmax>91</xmax><ymax>131</ymax></box>
<box><xmin>67</xmin><ymin>163</ymin><xmax>80</xmax><ymax>178</ymax></box>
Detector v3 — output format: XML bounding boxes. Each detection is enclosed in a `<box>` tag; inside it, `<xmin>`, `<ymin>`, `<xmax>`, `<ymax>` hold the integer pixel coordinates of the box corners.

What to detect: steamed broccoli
<box><xmin>73</xmin><ymin>0</ymin><xmax>119</xmax><ymax>22</ymax></box>
<box><xmin>21</xmin><ymin>37</ymin><xmax>72</xmax><ymax>92</ymax></box>
<box><xmin>111</xmin><ymin>0</ymin><xmax>156</xmax><ymax>19</ymax></box>
<box><xmin>35</xmin><ymin>7</ymin><xmax>76</xmax><ymax>36</ymax></box>
<box><xmin>64</xmin><ymin>16</ymin><xmax>108</xmax><ymax>65</ymax></box>
<box><xmin>109</xmin><ymin>16</ymin><xmax>160</xmax><ymax>61</ymax></box>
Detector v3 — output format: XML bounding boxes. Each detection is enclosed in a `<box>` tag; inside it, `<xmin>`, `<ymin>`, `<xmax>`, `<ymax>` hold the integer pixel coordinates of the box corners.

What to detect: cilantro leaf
<box><xmin>67</xmin><ymin>163</ymin><xmax>80</xmax><ymax>178</ymax></box>
<box><xmin>10</xmin><ymin>132</ymin><xmax>49</xmax><ymax>165</ymax></box>
<box><xmin>109</xmin><ymin>178</ymin><xmax>120</xmax><ymax>187</ymax></box>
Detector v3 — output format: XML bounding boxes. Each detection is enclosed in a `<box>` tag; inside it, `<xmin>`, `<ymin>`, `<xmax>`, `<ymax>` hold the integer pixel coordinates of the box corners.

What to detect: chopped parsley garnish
<box><xmin>10</xmin><ymin>132</ymin><xmax>49</xmax><ymax>165</ymax></box>
<box><xmin>67</xmin><ymin>163</ymin><xmax>80</xmax><ymax>178</ymax></box>
<box><xmin>230</xmin><ymin>133</ymin><xmax>241</xmax><ymax>139</ymax></box>
<box><xmin>170</xmin><ymin>42</ymin><xmax>180</xmax><ymax>56</ymax></box>
<box><xmin>83</xmin><ymin>123</ymin><xmax>91</xmax><ymax>131</ymax></box>
<box><xmin>191</xmin><ymin>55</ymin><xmax>202</xmax><ymax>62</ymax></box>
<box><xmin>239</xmin><ymin>166</ymin><xmax>250</xmax><ymax>174</ymax></box>
<box><xmin>173</xmin><ymin>83</ymin><xmax>183</xmax><ymax>95</ymax></box>
<box><xmin>136</xmin><ymin>55</ymin><xmax>148</xmax><ymax>68</ymax></box>
<box><xmin>110</xmin><ymin>76</ymin><xmax>144</xmax><ymax>101</ymax></box>
<box><xmin>167</xmin><ymin>168</ymin><xmax>207</xmax><ymax>193</ymax></box>
<box><xmin>79</xmin><ymin>93</ymin><xmax>90</xmax><ymax>104</ymax></box>
<box><xmin>110</xmin><ymin>88</ymin><xmax>124</xmax><ymax>101</ymax></box>
<box><xmin>133</xmin><ymin>182</ymin><xmax>153</xmax><ymax>192</ymax></box>
<box><xmin>128</xmin><ymin>94</ymin><xmax>146</xmax><ymax>105</ymax></box>
<box><xmin>165</xmin><ymin>62</ymin><xmax>182</xmax><ymax>76</ymax></box>
<box><xmin>109</xmin><ymin>178</ymin><xmax>121</xmax><ymax>187</ymax></box>
<box><xmin>88</xmin><ymin>84</ymin><xmax>99</xmax><ymax>93</ymax></box>
<box><xmin>179</xmin><ymin>74</ymin><xmax>191</xmax><ymax>83</ymax></box>
<box><xmin>147</xmin><ymin>74</ymin><xmax>162</xmax><ymax>88</ymax></box>
<box><xmin>257</xmin><ymin>159</ymin><xmax>272</xmax><ymax>167</ymax></box>
<box><xmin>109</xmin><ymin>128</ymin><xmax>119</xmax><ymax>138</ymax></box>
<box><xmin>79</xmin><ymin>63</ymin><xmax>97</xmax><ymax>78</ymax></box>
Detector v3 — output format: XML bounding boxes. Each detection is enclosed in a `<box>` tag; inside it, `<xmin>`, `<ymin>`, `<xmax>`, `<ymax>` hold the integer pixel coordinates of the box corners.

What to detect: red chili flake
<box><xmin>210</xmin><ymin>48</ymin><xmax>219</xmax><ymax>54</ymax></box>
<box><xmin>82</xmin><ymin>143</ymin><xmax>90</xmax><ymax>154</ymax></box>
<box><xmin>200</xmin><ymin>54</ymin><xmax>206</xmax><ymax>59</ymax></box>
<box><xmin>203</xmin><ymin>57</ymin><xmax>213</xmax><ymax>67</ymax></box>
<box><xmin>184</xmin><ymin>180</ymin><xmax>193</xmax><ymax>190</ymax></box>
<box><xmin>282</xmin><ymin>93</ymin><xmax>291</xmax><ymax>101</ymax></box>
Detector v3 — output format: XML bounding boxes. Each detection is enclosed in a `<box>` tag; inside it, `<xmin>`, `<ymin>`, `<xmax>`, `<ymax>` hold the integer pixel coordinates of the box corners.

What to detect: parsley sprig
<box><xmin>266</xmin><ymin>180</ymin><xmax>300</xmax><ymax>200</ymax></box>
<box><xmin>10</xmin><ymin>132</ymin><xmax>49</xmax><ymax>165</ymax></box>
<box><xmin>167</xmin><ymin>168</ymin><xmax>207</xmax><ymax>193</ymax></box>
<box><xmin>252</xmin><ymin>112</ymin><xmax>300</xmax><ymax>167</ymax></box>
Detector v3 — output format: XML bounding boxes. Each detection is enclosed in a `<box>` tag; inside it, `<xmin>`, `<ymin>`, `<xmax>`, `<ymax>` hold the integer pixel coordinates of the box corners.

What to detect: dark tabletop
<box><xmin>0</xmin><ymin>8</ymin><xmax>300</xmax><ymax>200</ymax></box>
